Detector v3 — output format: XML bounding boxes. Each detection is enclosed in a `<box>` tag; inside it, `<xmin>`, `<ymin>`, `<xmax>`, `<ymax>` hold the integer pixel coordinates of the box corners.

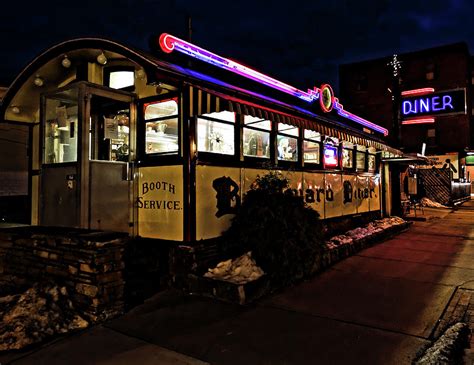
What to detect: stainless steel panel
<box><xmin>40</xmin><ymin>165</ymin><xmax>79</xmax><ymax>227</ymax></box>
<box><xmin>90</xmin><ymin>161</ymin><xmax>130</xmax><ymax>232</ymax></box>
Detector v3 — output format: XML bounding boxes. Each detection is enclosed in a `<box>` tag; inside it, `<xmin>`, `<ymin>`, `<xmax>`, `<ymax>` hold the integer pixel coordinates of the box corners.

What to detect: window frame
<box><xmin>242</xmin><ymin>115</ymin><xmax>272</xmax><ymax>164</ymax></box>
<box><xmin>138</xmin><ymin>93</ymin><xmax>182</xmax><ymax>166</ymax></box>
<box><xmin>195</xmin><ymin>111</ymin><xmax>239</xmax><ymax>165</ymax></box>
<box><xmin>276</xmin><ymin>122</ymin><xmax>300</xmax><ymax>166</ymax></box>
<box><xmin>302</xmin><ymin>129</ymin><xmax>322</xmax><ymax>169</ymax></box>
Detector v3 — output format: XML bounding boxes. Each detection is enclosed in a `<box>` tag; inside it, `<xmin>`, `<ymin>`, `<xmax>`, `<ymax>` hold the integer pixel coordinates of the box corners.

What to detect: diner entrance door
<box><xmin>40</xmin><ymin>82</ymin><xmax>136</xmax><ymax>233</ymax></box>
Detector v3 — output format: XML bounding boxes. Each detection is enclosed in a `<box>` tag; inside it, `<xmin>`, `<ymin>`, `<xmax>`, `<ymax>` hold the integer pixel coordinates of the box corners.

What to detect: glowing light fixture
<box><xmin>34</xmin><ymin>75</ymin><xmax>44</xmax><ymax>87</ymax></box>
<box><xmin>401</xmin><ymin>118</ymin><xmax>435</xmax><ymax>125</ymax></box>
<box><xmin>323</xmin><ymin>145</ymin><xmax>339</xmax><ymax>167</ymax></box>
<box><xmin>159</xmin><ymin>33</ymin><xmax>388</xmax><ymax>136</ymax></box>
<box><xmin>11</xmin><ymin>106</ymin><xmax>20</xmax><ymax>114</ymax></box>
<box><xmin>96</xmin><ymin>51</ymin><xmax>107</xmax><ymax>65</ymax></box>
<box><xmin>401</xmin><ymin>88</ymin><xmax>435</xmax><ymax>97</ymax></box>
<box><xmin>61</xmin><ymin>55</ymin><xmax>71</xmax><ymax>68</ymax></box>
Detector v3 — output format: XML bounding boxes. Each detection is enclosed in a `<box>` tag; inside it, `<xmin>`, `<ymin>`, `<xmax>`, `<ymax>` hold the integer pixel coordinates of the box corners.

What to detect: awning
<box><xmin>382</xmin><ymin>154</ymin><xmax>434</xmax><ymax>165</ymax></box>
<box><xmin>187</xmin><ymin>85</ymin><xmax>400</xmax><ymax>154</ymax></box>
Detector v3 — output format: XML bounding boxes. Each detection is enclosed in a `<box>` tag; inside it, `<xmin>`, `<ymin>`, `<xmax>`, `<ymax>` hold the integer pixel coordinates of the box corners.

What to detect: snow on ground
<box><xmin>325</xmin><ymin>217</ymin><xmax>406</xmax><ymax>250</ymax></box>
<box><xmin>204</xmin><ymin>251</ymin><xmax>265</xmax><ymax>285</ymax></box>
<box><xmin>420</xmin><ymin>197</ymin><xmax>449</xmax><ymax>208</ymax></box>
<box><xmin>0</xmin><ymin>280</ymin><xmax>88</xmax><ymax>351</ymax></box>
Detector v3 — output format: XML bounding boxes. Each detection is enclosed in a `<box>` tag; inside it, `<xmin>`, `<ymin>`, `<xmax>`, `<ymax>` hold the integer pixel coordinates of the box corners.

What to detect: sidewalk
<box><xmin>2</xmin><ymin>202</ymin><xmax>474</xmax><ymax>365</ymax></box>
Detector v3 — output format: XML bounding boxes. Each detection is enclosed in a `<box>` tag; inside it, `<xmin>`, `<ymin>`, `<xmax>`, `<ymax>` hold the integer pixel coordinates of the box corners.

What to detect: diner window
<box><xmin>342</xmin><ymin>141</ymin><xmax>354</xmax><ymax>169</ymax></box>
<box><xmin>144</xmin><ymin>99</ymin><xmax>179</xmax><ymax>155</ymax></box>
<box><xmin>277</xmin><ymin>123</ymin><xmax>299</xmax><ymax>162</ymax></box>
<box><xmin>197</xmin><ymin>111</ymin><xmax>235</xmax><ymax>155</ymax></box>
<box><xmin>303</xmin><ymin>129</ymin><xmax>321</xmax><ymax>164</ymax></box>
<box><xmin>356</xmin><ymin>145</ymin><xmax>367</xmax><ymax>171</ymax></box>
<box><xmin>368</xmin><ymin>147</ymin><xmax>377</xmax><ymax>172</ymax></box>
<box><xmin>43</xmin><ymin>89</ymin><xmax>79</xmax><ymax>164</ymax></box>
<box><xmin>243</xmin><ymin>115</ymin><xmax>270</xmax><ymax>158</ymax></box>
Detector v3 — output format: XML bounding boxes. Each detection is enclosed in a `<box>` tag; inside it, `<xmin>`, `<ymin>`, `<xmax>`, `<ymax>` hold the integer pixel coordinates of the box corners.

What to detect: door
<box><xmin>40</xmin><ymin>83</ymin><xmax>136</xmax><ymax>232</ymax></box>
<box><xmin>86</xmin><ymin>89</ymin><xmax>136</xmax><ymax>233</ymax></box>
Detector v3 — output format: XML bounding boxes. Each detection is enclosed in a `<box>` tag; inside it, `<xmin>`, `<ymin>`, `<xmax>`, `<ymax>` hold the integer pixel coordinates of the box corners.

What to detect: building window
<box><xmin>197</xmin><ymin>111</ymin><xmax>235</xmax><ymax>155</ymax></box>
<box><xmin>425</xmin><ymin>62</ymin><xmax>436</xmax><ymax>81</ymax></box>
<box><xmin>355</xmin><ymin>73</ymin><xmax>368</xmax><ymax>92</ymax></box>
<box><xmin>144</xmin><ymin>98</ymin><xmax>179</xmax><ymax>154</ymax></box>
<box><xmin>243</xmin><ymin>115</ymin><xmax>271</xmax><ymax>158</ymax></box>
<box><xmin>303</xmin><ymin>129</ymin><xmax>321</xmax><ymax>164</ymax></box>
<box><xmin>277</xmin><ymin>123</ymin><xmax>298</xmax><ymax>162</ymax></box>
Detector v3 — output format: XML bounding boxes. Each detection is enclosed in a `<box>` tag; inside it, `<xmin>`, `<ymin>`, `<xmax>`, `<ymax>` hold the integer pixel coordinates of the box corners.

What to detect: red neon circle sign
<box><xmin>320</xmin><ymin>84</ymin><xmax>334</xmax><ymax>113</ymax></box>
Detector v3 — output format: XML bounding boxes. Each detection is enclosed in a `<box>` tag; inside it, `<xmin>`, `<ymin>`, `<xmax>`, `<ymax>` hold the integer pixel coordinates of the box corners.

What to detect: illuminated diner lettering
<box><xmin>400</xmin><ymin>89</ymin><xmax>465</xmax><ymax>119</ymax></box>
<box><xmin>402</xmin><ymin>95</ymin><xmax>453</xmax><ymax>115</ymax></box>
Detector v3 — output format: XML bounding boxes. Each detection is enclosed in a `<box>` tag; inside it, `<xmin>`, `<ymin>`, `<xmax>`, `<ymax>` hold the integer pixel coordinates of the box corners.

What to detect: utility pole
<box><xmin>186</xmin><ymin>15</ymin><xmax>192</xmax><ymax>42</ymax></box>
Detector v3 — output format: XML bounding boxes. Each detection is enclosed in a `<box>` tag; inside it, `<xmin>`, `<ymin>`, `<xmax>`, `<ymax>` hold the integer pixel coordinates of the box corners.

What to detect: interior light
<box><xmin>11</xmin><ymin>106</ymin><xmax>20</xmax><ymax>114</ymax></box>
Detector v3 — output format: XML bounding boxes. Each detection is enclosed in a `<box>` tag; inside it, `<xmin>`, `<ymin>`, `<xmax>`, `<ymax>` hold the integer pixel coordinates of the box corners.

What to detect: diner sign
<box><xmin>401</xmin><ymin>89</ymin><xmax>465</xmax><ymax>118</ymax></box>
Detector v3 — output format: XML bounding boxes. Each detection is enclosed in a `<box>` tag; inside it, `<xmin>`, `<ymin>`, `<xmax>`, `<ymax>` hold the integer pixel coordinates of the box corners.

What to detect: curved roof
<box><xmin>0</xmin><ymin>37</ymin><xmax>399</xmax><ymax>153</ymax></box>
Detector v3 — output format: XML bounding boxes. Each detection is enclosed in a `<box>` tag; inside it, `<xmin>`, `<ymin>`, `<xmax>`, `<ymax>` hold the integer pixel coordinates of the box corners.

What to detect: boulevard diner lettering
<box><xmin>401</xmin><ymin>89</ymin><xmax>466</xmax><ymax>119</ymax></box>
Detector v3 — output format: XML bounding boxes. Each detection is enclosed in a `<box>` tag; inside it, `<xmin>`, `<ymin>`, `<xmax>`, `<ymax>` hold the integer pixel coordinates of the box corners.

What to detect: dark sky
<box><xmin>1</xmin><ymin>0</ymin><xmax>474</xmax><ymax>93</ymax></box>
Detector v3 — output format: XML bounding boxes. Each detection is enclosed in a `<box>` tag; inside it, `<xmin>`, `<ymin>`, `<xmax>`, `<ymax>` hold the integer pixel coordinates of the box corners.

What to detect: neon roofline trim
<box><xmin>401</xmin><ymin>118</ymin><xmax>435</xmax><ymax>125</ymax></box>
<box><xmin>159</xmin><ymin>33</ymin><xmax>388</xmax><ymax>136</ymax></box>
<box><xmin>401</xmin><ymin>88</ymin><xmax>435</xmax><ymax>96</ymax></box>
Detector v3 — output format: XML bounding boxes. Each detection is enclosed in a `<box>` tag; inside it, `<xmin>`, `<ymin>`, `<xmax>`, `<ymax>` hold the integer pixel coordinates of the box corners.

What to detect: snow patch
<box><xmin>204</xmin><ymin>252</ymin><xmax>264</xmax><ymax>285</ymax></box>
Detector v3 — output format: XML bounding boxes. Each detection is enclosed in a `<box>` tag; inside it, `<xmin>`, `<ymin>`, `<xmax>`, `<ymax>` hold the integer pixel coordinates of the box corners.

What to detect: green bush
<box><xmin>222</xmin><ymin>171</ymin><xmax>325</xmax><ymax>287</ymax></box>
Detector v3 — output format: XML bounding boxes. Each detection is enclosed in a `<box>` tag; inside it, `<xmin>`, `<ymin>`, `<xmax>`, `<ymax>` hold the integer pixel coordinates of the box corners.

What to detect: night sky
<box><xmin>1</xmin><ymin>0</ymin><xmax>474</xmax><ymax>93</ymax></box>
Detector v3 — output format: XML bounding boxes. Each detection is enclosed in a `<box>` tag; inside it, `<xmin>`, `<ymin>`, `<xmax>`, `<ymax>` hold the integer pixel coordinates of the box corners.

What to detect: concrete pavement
<box><xmin>2</xmin><ymin>201</ymin><xmax>474</xmax><ymax>364</ymax></box>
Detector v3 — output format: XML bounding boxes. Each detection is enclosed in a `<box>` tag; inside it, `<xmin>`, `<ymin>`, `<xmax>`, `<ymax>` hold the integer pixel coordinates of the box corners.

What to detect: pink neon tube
<box><xmin>159</xmin><ymin>33</ymin><xmax>388</xmax><ymax>136</ymax></box>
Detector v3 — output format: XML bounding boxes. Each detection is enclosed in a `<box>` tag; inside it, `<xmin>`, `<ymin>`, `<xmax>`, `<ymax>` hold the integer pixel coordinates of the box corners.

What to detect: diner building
<box><xmin>0</xmin><ymin>34</ymin><xmax>402</xmax><ymax>243</ymax></box>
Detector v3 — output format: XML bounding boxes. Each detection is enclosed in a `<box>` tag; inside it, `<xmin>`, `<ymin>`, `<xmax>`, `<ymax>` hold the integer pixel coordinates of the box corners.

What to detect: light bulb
<box><xmin>34</xmin><ymin>75</ymin><xmax>44</xmax><ymax>87</ymax></box>
<box><xmin>96</xmin><ymin>52</ymin><xmax>107</xmax><ymax>65</ymax></box>
<box><xmin>136</xmin><ymin>69</ymin><xmax>146</xmax><ymax>80</ymax></box>
<box><xmin>61</xmin><ymin>55</ymin><xmax>71</xmax><ymax>68</ymax></box>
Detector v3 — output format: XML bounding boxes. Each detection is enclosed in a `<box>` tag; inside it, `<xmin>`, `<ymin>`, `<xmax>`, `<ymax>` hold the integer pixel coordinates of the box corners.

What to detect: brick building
<box><xmin>340</xmin><ymin>43</ymin><xmax>473</xmax><ymax>205</ymax></box>
<box><xmin>339</xmin><ymin>43</ymin><xmax>472</xmax><ymax>157</ymax></box>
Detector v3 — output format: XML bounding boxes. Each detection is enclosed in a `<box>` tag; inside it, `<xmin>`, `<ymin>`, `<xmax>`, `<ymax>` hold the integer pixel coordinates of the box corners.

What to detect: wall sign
<box><xmin>401</xmin><ymin>89</ymin><xmax>465</xmax><ymax>118</ymax></box>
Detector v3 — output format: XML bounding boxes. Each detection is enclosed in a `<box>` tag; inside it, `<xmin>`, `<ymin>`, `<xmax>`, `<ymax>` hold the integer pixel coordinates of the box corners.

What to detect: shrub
<box><xmin>222</xmin><ymin>171</ymin><xmax>325</xmax><ymax>287</ymax></box>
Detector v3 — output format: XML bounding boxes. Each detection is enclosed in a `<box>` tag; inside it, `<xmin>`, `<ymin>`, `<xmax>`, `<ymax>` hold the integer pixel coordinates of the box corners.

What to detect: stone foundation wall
<box><xmin>0</xmin><ymin>227</ymin><xmax>128</xmax><ymax>322</ymax></box>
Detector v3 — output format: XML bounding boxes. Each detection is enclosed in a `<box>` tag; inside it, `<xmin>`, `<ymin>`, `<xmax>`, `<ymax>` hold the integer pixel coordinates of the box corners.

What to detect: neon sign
<box><xmin>158</xmin><ymin>33</ymin><xmax>388</xmax><ymax>136</ymax></box>
<box><xmin>401</xmin><ymin>89</ymin><xmax>465</xmax><ymax>118</ymax></box>
<box><xmin>401</xmin><ymin>88</ymin><xmax>435</xmax><ymax>97</ymax></box>
<box><xmin>324</xmin><ymin>145</ymin><xmax>339</xmax><ymax>167</ymax></box>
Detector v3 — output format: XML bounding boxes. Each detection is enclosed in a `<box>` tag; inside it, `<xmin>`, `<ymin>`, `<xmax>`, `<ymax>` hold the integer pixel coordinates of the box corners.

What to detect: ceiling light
<box><xmin>136</xmin><ymin>69</ymin><xmax>146</xmax><ymax>80</ymax></box>
<box><xmin>61</xmin><ymin>55</ymin><xmax>71</xmax><ymax>68</ymax></box>
<box><xmin>96</xmin><ymin>52</ymin><xmax>107</xmax><ymax>65</ymax></box>
<box><xmin>34</xmin><ymin>75</ymin><xmax>44</xmax><ymax>87</ymax></box>
<box><xmin>11</xmin><ymin>106</ymin><xmax>20</xmax><ymax>114</ymax></box>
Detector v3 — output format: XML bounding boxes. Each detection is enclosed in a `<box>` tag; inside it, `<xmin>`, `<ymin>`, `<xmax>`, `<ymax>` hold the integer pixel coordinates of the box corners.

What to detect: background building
<box><xmin>340</xmin><ymin>43</ymin><xmax>472</xmax><ymax>155</ymax></box>
<box><xmin>340</xmin><ymin>43</ymin><xmax>473</xmax><ymax>204</ymax></box>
